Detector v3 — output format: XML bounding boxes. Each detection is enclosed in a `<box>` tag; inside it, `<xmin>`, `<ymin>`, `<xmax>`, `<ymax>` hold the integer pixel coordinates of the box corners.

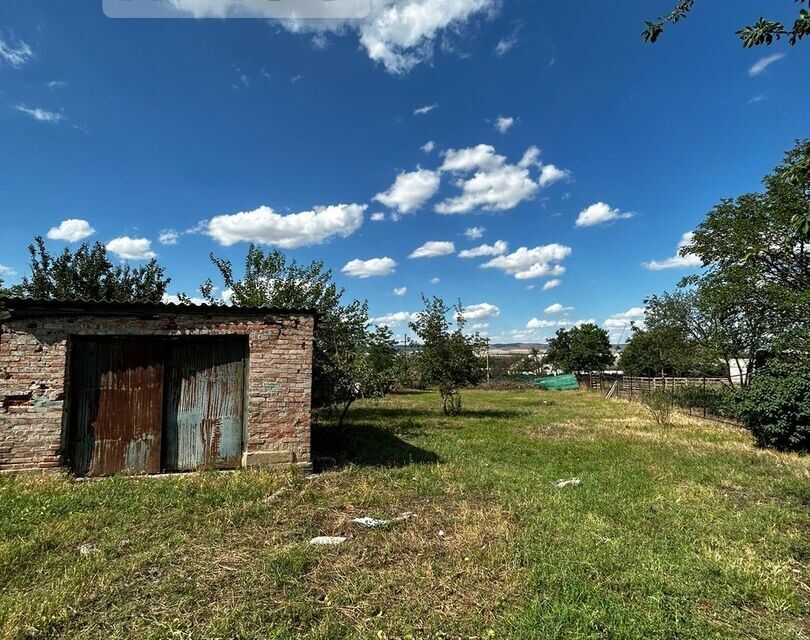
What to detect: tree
<box><xmin>545</xmin><ymin>324</ymin><xmax>613</xmax><ymax>374</ymax></box>
<box><xmin>619</xmin><ymin>324</ymin><xmax>722</xmax><ymax>378</ymax></box>
<box><xmin>17</xmin><ymin>237</ymin><xmax>170</xmax><ymax>303</ymax></box>
<box><xmin>409</xmin><ymin>296</ymin><xmax>485</xmax><ymax>415</ymax></box>
<box><xmin>642</xmin><ymin>1</ymin><xmax>810</xmax><ymax>47</ymax></box>
<box><xmin>202</xmin><ymin>245</ymin><xmax>395</xmax><ymax>422</ymax></box>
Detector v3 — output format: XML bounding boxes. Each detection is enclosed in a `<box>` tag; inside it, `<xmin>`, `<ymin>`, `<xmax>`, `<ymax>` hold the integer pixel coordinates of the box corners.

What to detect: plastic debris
<box><xmin>309</xmin><ymin>536</ymin><xmax>347</xmax><ymax>546</ymax></box>
<box><xmin>554</xmin><ymin>477</ymin><xmax>582</xmax><ymax>488</ymax></box>
<box><xmin>352</xmin><ymin>512</ymin><xmax>417</xmax><ymax>529</ymax></box>
<box><xmin>79</xmin><ymin>544</ymin><xmax>98</xmax><ymax>556</ymax></box>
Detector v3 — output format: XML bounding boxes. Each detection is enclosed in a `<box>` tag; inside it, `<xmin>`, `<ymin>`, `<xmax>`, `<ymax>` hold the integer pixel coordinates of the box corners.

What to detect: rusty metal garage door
<box><xmin>163</xmin><ymin>339</ymin><xmax>246</xmax><ymax>471</ymax></box>
<box><xmin>67</xmin><ymin>340</ymin><xmax>164</xmax><ymax>477</ymax></box>
<box><xmin>67</xmin><ymin>337</ymin><xmax>246</xmax><ymax>476</ymax></box>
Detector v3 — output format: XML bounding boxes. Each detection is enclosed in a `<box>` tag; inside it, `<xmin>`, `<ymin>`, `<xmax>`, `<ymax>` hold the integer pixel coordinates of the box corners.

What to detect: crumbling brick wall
<box><xmin>0</xmin><ymin>311</ymin><xmax>314</xmax><ymax>473</ymax></box>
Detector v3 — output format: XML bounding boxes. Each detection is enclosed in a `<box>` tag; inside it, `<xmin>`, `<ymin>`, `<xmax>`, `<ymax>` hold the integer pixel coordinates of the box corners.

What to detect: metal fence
<box><xmin>580</xmin><ymin>374</ymin><xmax>742</xmax><ymax>426</ymax></box>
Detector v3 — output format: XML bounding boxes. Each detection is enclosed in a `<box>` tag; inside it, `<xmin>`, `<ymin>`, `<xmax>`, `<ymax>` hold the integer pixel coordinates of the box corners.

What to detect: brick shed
<box><xmin>0</xmin><ymin>298</ymin><xmax>315</xmax><ymax>476</ymax></box>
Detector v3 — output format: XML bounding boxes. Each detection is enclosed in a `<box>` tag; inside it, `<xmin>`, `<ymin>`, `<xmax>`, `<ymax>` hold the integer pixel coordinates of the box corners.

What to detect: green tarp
<box><xmin>535</xmin><ymin>374</ymin><xmax>580</xmax><ymax>390</ymax></box>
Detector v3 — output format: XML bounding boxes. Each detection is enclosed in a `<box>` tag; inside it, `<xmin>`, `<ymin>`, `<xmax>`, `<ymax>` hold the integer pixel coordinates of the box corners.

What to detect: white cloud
<box><xmin>106</xmin><ymin>237</ymin><xmax>157</xmax><ymax>261</ymax></box>
<box><xmin>374</xmin><ymin>168</ymin><xmax>440</xmax><ymax>214</ymax></box>
<box><xmin>207</xmin><ymin>203</ymin><xmax>365</xmax><ymax>248</ymax></box>
<box><xmin>162</xmin><ymin>293</ymin><xmax>207</xmax><ymax>306</ymax></box>
<box><xmin>436</xmin><ymin>144</ymin><xmax>569</xmax><ymax>214</ymax></box>
<box><xmin>370</xmin><ymin>311</ymin><xmax>419</xmax><ymax>328</ymax></box>
<box><xmin>341</xmin><ymin>256</ymin><xmax>397</xmax><ymax>278</ymax></box>
<box><xmin>526</xmin><ymin>317</ymin><xmax>595</xmax><ymax>330</ymax></box>
<box><xmin>464</xmin><ymin>302</ymin><xmax>500</xmax><ymax>320</ymax></box>
<box><xmin>414</xmin><ymin>103</ymin><xmax>438</xmax><ymax>115</ymax></box>
<box><xmin>15</xmin><ymin>105</ymin><xmax>64</xmax><ymax>123</ymax></box>
<box><xmin>544</xmin><ymin>303</ymin><xmax>573</xmax><ymax>314</ymax></box>
<box><xmin>0</xmin><ymin>32</ymin><xmax>33</xmax><ymax>68</ymax></box>
<box><xmin>458</xmin><ymin>240</ymin><xmax>508</xmax><ymax>258</ymax></box>
<box><xmin>46</xmin><ymin>219</ymin><xmax>95</xmax><ymax>242</ymax></box>
<box><xmin>470</xmin><ymin>322</ymin><xmax>489</xmax><ymax>331</ymax></box>
<box><xmin>370</xmin><ymin>212</ymin><xmax>386</xmax><ymax>222</ymax></box>
<box><xmin>393</xmin><ymin>286</ymin><xmax>407</xmax><ymax>296</ymax></box>
<box><xmin>464</xmin><ymin>226</ymin><xmax>485</xmax><ymax>240</ymax></box>
<box><xmin>748</xmin><ymin>52</ymin><xmax>785</xmax><ymax>77</ymax></box>
<box><xmin>494</xmin><ymin>30</ymin><xmax>518</xmax><ymax>56</ymax></box>
<box><xmin>643</xmin><ymin>231</ymin><xmax>703</xmax><ymax>271</ymax></box>
<box><xmin>430</xmin><ymin>277</ymin><xmax>441</xmax><ymax>284</ymax></box>
<box><xmin>482</xmin><ymin>244</ymin><xmax>571</xmax><ymax>280</ymax></box>
<box><xmin>748</xmin><ymin>94</ymin><xmax>767</xmax><ymax>104</ymax></box>
<box><xmin>603</xmin><ymin>307</ymin><xmax>645</xmax><ymax>329</ymax></box>
<box><xmin>47</xmin><ymin>80</ymin><xmax>67</xmax><ymax>90</ymax></box>
<box><xmin>494</xmin><ymin>116</ymin><xmax>514</xmax><ymax>134</ymax></box>
<box><xmin>538</xmin><ymin>164</ymin><xmax>569</xmax><ymax>187</ymax></box>
<box><xmin>542</xmin><ymin>279</ymin><xmax>561</xmax><ymax>291</ymax></box>
<box><xmin>421</xmin><ymin>140</ymin><xmax>436</xmax><ymax>153</ymax></box>
<box><xmin>575</xmin><ymin>202</ymin><xmax>633</xmax><ymax>227</ymax></box>
<box><xmin>409</xmin><ymin>240</ymin><xmax>456</xmax><ymax>258</ymax></box>
<box><xmin>158</xmin><ymin>229</ymin><xmax>180</xmax><ymax>245</ymax></box>
<box><xmin>0</xmin><ymin>264</ymin><xmax>17</xmax><ymax>276</ymax></box>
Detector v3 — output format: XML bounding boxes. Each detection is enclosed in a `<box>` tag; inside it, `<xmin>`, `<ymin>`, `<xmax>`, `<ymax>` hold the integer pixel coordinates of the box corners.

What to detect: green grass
<box><xmin>1</xmin><ymin>389</ymin><xmax>808</xmax><ymax>639</ymax></box>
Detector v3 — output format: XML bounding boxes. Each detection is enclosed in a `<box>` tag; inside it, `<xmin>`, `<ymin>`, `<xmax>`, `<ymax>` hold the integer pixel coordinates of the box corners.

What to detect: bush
<box><xmin>640</xmin><ymin>389</ymin><xmax>674</xmax><ymax>425</ymax></box>
<box><xmin>672</xmin><ymin>384</ymin><xmax>738</xmax><ymax>420</ymax></box>
<box><xmin>736</xmin><ymin>360</ymin><xmax>810</xmax><ymax>452</ymax></box>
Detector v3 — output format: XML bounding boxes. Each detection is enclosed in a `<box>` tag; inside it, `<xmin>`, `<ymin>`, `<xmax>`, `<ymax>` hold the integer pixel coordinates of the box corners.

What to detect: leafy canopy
<box><xmin>643</xmin><ymin>1</ymin><xmax>810</xmax><ymax>47</ymax></box>
<box><xmin>12</xmin><ymin>237</ymin><xmax>169</xmax><ymax>303</ymax></box>
<box><xmin>545</xmin><ymin>323</ymin><xmax>613</xmax><ymax>374</ymax></box>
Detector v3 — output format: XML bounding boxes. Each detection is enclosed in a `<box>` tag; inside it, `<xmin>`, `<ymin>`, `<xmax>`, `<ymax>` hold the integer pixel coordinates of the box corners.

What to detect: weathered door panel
<box><xmin>69</xmin><ymin>340</ymin><xmax>164</xmax><ymax>477</ymax></box>
<box><xmin>163</xmin><ymin>339</ymin><xmax>245</xmax><ymax>471</ymax></box>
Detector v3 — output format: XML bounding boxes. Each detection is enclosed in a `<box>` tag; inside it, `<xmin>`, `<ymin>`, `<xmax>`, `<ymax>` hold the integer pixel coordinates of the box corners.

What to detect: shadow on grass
<box><xmin>312</xmin><ymin>422</ymin><xmax>441</xmax><ymax>470</ymax></box>
<box><xmin>345</xmin><ymin>405</ymin><xmax>525</xmax><ymax>423</ymax></box>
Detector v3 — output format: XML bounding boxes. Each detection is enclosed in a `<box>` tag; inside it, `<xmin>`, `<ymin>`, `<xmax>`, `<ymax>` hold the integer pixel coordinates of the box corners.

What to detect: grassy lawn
<box><xmin>1</xmin><ymin>389</ymin><xmax>808</xmax><ymax>639</ymax></box>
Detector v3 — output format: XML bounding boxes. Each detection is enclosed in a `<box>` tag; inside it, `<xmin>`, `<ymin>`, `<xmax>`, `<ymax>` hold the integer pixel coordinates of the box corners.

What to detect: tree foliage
<box><xmin>619</xmin><ymin>324</ymin><xmax>722</xmax><ymax>378</ymax></box>
<box><xmin>409</xmin><ymin>296</ymin><xmax>485</xmax><ymax>415</ymax></box>
<box><xmin>643</xmin><ymin>1</ymin><xmax>810</xmax><ymax>47</ymax></box>
<box><xmin>13</xmin><ymin>237</ymin><xmax>169</xmax><ymax>303</ymax></box>
<box><xmin>202</xmin><ymin>245</ymin><xmax>395</xmax><ymax>423</ymax></box>
<box><xmin>544</xmin><ymin>323</ymin><xmax>613</xmax><ymax>374</ymax></box>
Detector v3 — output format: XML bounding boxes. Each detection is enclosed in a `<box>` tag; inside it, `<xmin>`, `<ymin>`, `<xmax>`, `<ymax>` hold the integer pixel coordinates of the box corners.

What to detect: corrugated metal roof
<box><xmin>0</xmin><ymin>296</ymin><xmax>316</xmax><ymax>318</ymax></box>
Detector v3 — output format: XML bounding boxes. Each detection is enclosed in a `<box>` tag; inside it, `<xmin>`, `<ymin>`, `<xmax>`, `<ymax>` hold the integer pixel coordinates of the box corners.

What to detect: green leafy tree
<box><xmin>619</xmin><ymin>324</ymin><xmax>723</xmax><ymax>378</ymax></box>
<box><xmin>545</xmin><ymin>324</ymin><xmax>614</xmax><ymax>374</ymax></box>
<box><xmin>16</xmin><ymin>237</ymin><xmax>169</xmax><ymax>303</ymax></box>
<box><xmin>409</xmin><ymin>296</ymin><xmax>485</xmax><ymax>415</ymax></box>
<box><xmin>202</xmin><ymin>245</ymin><xmax>394</xmax><ymax>422</ymax></box>
<box><xmin>643</xmin><ymin>1</ymin><xmax>810</xmax><ymax>47</ymax></box>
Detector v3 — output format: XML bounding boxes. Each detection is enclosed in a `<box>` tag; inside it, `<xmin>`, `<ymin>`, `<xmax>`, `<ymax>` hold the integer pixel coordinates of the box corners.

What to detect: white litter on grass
<box><xmin>554</xmin><ymin>477</ymin><xmax>582</xmax><ymax>488</ymax></box>
<box><xmin>352</xmin><ymin>512</ymin><xmax>417</xmax><ymax>529</ymax></box>
<box><xmin>309</xmin><ymin>536</ymin><xmax>348</xmax><ymax>546</ymax></box>
<box><xmin>79</xmin><ymin>544</ymin><xmax>98</xmax><ymax>556</ymax></box>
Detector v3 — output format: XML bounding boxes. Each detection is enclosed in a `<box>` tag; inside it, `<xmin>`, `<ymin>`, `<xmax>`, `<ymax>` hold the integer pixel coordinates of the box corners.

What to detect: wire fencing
<box><xmin>580</xmin><ymin>374</ymin><xmax>742</xmax><ymax>426</ymax></box>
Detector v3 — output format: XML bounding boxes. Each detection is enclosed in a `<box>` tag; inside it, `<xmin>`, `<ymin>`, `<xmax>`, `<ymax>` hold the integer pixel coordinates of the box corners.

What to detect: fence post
<box><xmin>702</xmin><ymin>377</ymin><xmax>707</xmax><ymax>418</ymax></box>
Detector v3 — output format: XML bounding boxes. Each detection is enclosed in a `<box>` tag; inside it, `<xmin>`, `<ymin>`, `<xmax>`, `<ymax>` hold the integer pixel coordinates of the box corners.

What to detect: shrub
<box><xmin>672</xmin><ymin>384</ymin><xmax>738</xmax><ymax>420</ymax></box>
<box><xmin>640</xmin><ymin>389</ymin><xmax>675</xmax><ymax>426</ymax></box>
<box><xmin>736</xmin><ymin>359</ymin><xmax>810</xmax><ymax>452</ymax></box>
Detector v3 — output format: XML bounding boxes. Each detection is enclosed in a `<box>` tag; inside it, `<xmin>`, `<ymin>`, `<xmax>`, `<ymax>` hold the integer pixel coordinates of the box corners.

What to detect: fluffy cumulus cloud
<box><xmin>644</xmin><ymin>232</ymin><xmax>703</xmax><ymax>271</ymax></box>
<box><xmin>436</xmin><ymin>145</ymin><xmax>569</xmax><ymax>214</ymax></box>
<box><xmin>341</xmin><ymin>256</ymin><xmax>397</xmax><ymax>278</ymax></box>
<box><xmin>370</xmin><ymin>311</ymin><xmax>420</xmax><ymax>328</ymax></box>
<box><xmin>544</xmin><ymin>303</ymin><xmax>573</xmax><ymax>314</ymax></box>
<box><xmin>464</xmin><ymin>226</ymin><xmax>485</xmax><ymax>240</ymax></box>
<box><xmin>482</xmin><ymin>244</ymin><xmax>572</xmax><ymax>280</ymax></box>
<box><xmin>393</xmin><ymin>286</ymin><xmax>407</xmax><ymax>296</ymax></box>
<box><xmin>370</xmin><ymin>212</ymin><xmax>386</xmax><ymax>222</ymax></box>
<box><xmin>603</xmin><ymin>307</ymin><xmax>645</xmax><ymax>329</ymax></box>
<box><xmin>207</xmin><ymin>203</ymin><xmax>365</xmax><ymax>248</ymax></box>
<box><xmin>162</xmin><ymin>293</ymin><xmax>207</xmax><ymax>306</ymax></box>
<box><xmin>159</xmin><ymin>229</ymin><xmax>180</xmax><ymax>245</ymax></box>
<box><xmin>542</xmin><ymin>279</ymin><xmax>561</xmax><ymax>291</ymax></box>
<box><xmin>464</xmin><ymin>302</ymin><xmax>500</xmax><ymax>320</ymax></box>
<box><xmin>167</xmin><ymin>0</ymin><xmax>500</xmax><ymax>74</ymax></box>
<box><xmin>0</xmin><ymin>32</ymin><xmax>33</xmax><ymax>68</ymax></box>
<box><xmin>421</xmin><ymin>140</ymin><xmax>436</xmax><ymax>153</ymax></box>
<box><xmin>409</xmin><ymin>240</ymin><xmax>456</xmax><ymax>258</ymax></box>
<box><xmin>748</xmin><ymin>52</ymin><xmax>785</xmax><ymax>77</ymax></box>
<box><xmin>15</xmin><ymin>105</ymin><xmax>64</xmax><ymax>123</ymax></box>
<box><xmin>575</xmin><ymin>202</ymin><xmax>633</xmax><ymax>227</ymax></box>
<box><xmin>0</xmin><ymin>264</ymin><xmax>17</xmax><ymax>276</ymax></box>
<box><xmin>458</xmin><ymin>240</ymin><xmax>508</xmax><ymax>258</ymax></box>
<box><xmin>46</xmin><ymin>219</ymin><xmax>95</xmax><ymax>242</ymax></box>
<box><xmin>494</xmin><ymin>116</ymin><xmax>514</xmax><ymax>134</ymax></box>
<box><xmin>525</xmin><ymin>317</ymin><xmax>595</xmax><ymax>330</ymax></box>
<box><xmin>106</xmin><ymin>237</ymin><xmax>157</xmax><ymax>260</ymax></box>
<box><xmin>374</xmin><ymin>168</ymin><xmax>440</xmax><ymax>214</ymax></box>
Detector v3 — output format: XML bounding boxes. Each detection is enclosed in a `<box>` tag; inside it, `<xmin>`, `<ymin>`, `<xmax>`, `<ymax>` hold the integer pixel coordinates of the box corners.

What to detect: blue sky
<box><xmin>0</xmin><ymin>0</ymin><xmax>807</xmax><ymax>343</ymax></box>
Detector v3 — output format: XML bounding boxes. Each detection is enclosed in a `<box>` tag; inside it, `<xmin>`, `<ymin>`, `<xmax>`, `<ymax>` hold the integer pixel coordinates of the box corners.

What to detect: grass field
<box><xmin>1</xmin><ymin>389</ymin><xmax>808</xmax><ymax>639</ymax></box>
